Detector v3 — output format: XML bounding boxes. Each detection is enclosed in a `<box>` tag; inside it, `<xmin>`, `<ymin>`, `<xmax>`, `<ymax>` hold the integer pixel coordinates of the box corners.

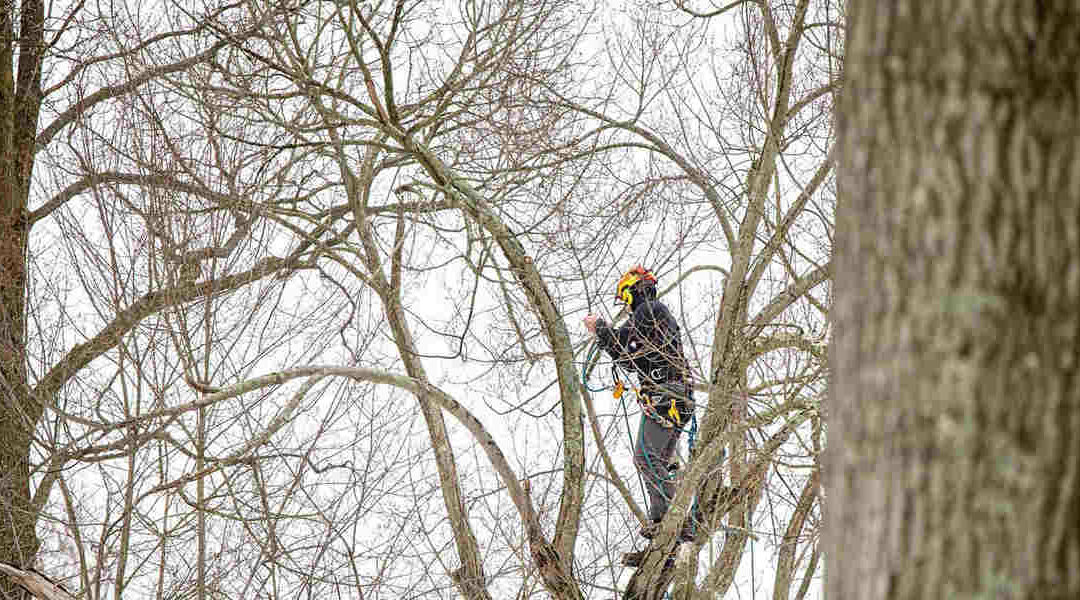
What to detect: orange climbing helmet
<box><xmin>615</xmin><ymin>265</ymin><xmax>657</xmax><ymax>306</ymax></box>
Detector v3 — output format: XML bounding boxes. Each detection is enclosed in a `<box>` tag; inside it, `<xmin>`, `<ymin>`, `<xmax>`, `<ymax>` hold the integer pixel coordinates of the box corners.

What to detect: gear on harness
<box><xmin>618</xmin><ymin>372</ymin><xmax>692</xmax><ymax>431</ymax></box>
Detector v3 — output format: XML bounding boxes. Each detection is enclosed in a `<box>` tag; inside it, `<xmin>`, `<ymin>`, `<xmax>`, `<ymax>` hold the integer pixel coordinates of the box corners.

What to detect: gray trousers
<box><xmin>634</xmin><ymin>414</ymin><xmax>682</xmax><ymax>522</ymax></box>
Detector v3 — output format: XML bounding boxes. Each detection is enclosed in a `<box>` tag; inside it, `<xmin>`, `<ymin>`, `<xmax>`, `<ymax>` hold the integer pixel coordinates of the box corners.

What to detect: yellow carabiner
<box><xmin>613</xmin><ymin>381</ymin><xmax>625</xmax><ymax>399</ymax></box>
<box><xmin>668</xmin><ymin>402</ymin><xmax>681</xmax><ymax>425</ymax></box>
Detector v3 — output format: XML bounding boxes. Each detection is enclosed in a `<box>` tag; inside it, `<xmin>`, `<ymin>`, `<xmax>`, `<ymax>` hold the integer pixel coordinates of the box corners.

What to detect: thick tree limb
<box><xmin>0</xmin><ymin>564</ymin><xmax>75</xmax><ymax>600</ymax></box>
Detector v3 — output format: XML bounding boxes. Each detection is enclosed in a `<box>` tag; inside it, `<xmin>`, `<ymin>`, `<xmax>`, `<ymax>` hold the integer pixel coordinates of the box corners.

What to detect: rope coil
<box><xmin>580</xmin><ymin>340</ymin><xmax>610</xmax><ymax>393</ymax></box>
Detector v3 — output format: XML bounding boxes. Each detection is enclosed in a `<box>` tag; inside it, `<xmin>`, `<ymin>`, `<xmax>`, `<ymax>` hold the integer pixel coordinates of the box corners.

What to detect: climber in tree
<box><xmin>584</xmin><ymin>265</ymin><xmax>696</xmax><ymax>559</ymax></box>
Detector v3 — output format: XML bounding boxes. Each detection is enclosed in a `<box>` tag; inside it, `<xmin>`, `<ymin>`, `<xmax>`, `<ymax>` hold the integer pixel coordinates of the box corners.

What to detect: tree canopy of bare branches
<box><xmin>1</xmin><ymin>0</ymin><xmax>836</xmax><ymax>599</ymax></box>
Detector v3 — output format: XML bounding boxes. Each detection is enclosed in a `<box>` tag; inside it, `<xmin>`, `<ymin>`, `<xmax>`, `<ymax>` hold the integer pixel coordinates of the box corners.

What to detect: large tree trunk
<box><xmin>0</xmin><ymin>199</ymin><xmax>37</xmax><ymax>597</ymax></box>
<box><xmin>2</xmin><ymin>0</ymin><xmax>45</xmax><ymax>592</ymax></box>
<box><xmin>830</xmin><ymin>3</ymin><xmax>1080</xmax><ymax>600</ymax></box>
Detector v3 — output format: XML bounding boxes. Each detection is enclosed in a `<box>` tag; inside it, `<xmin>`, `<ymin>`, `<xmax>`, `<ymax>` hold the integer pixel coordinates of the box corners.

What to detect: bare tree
<box><xmin>171</xmin><ymin>0</ymin><xmax>837</xmax><ymax>598</ymax></box>
<box><xmin>4</xmin><ymin>1</ymin><xmax>839</xmax><ymax>600</ymax></box>
<box><xmin>1</xmin><ymin>0</ymin><xmax>368</xmax><ymax>598</ymax></box>
<box><xmin>830</xmin><ymin>2</ymin><xmax>1080</xmax><ymax>599</ymax></box>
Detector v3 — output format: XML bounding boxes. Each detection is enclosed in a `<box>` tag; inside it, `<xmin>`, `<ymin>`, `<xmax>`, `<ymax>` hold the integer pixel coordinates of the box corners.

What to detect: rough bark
<box><xmin>830</xmin><ymin>2</ymin><xmax>1080</xmax><ymax>599</ymax></box>
<box><xmin>1</xmin><ymin>1</ymin><xmax>45</xmax><ymax>595</ymax></box>
<box><xmin>0</xmin><ymin>209</ymin><xmax>35</xmax><ymax>595</ymax></box>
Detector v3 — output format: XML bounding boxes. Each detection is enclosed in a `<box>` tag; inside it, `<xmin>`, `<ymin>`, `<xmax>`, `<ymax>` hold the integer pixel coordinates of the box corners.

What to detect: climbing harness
<box><xmin>608</xmin><ymin>361</ymin><xmax>702</xmax><ymax>543</ymax></box>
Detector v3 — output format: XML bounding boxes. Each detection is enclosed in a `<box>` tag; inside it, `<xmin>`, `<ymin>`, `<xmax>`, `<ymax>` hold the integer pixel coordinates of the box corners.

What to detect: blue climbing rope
<box><xmin>687</xmin><ymin>412</ymin><xmax>698</xmax><ymax>453</ymax></box>
<box><xmin>580</xmin><ymin>340</ymin><xmax>610</xmax><ymax>393</ymax></box>
<box><xmin>686</xmin><ymin>412</ymin><xmax>700</xmax><ymax>540</ymax></box>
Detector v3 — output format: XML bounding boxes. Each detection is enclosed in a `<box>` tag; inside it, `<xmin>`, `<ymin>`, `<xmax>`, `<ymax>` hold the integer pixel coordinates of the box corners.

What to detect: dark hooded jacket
<box><xmin>595</xmin><ymin>285</ymin><xmax>693</xmax><ymax>421</ymax></box>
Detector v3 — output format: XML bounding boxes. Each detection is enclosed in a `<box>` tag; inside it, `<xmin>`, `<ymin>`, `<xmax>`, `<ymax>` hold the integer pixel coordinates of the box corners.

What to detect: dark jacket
<box><xmin>595</xmin><ymin>289</ymin><xmax>693</xmax><ymax>420</ymax></box>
